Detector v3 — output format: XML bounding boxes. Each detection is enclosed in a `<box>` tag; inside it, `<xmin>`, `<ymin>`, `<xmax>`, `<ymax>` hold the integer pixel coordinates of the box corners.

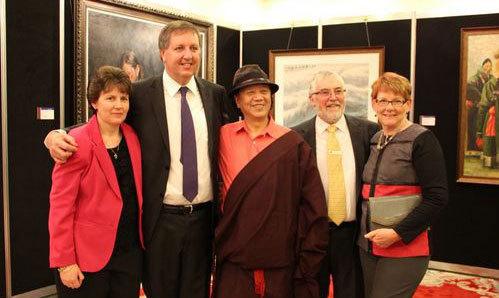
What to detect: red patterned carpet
<box><xmin>324</xmin><ymin>269</ymin><xmax>499</xmax><ymax>298</ymax></box>
<box><xmin>139</xmin><ymin>269</ymin><xmax>499</xmax><ymax>297</ymax></box>
<box><xmin>414</xmin><ymin>269</ymin><xmax>499</xmax><ymax>298</ymax></box>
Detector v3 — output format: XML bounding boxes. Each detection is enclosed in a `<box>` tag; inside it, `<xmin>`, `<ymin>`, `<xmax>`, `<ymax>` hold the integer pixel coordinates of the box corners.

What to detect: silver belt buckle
<box><xmin>186</xmin><ymin>204</ymin><xmax>193</xmax><ymax>215</ymax></box>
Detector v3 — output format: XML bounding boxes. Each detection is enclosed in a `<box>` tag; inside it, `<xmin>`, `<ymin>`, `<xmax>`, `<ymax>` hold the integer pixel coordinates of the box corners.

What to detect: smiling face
<box><xmin>372</xmin><ymin>89</ymin><xmax>411</xmax><ymax>135</ymax></box>
<box><xmin>160</xmin><ymin>30</ymin><xmax>200</xmax><ymax>85</ymax></box>
<box><xmin>91</xmin><ymin>85</ymin><xmax>129</xmax><ymax>128</ymax></box>
<box><xmin>309</xmin><ymin>75</ymin><xmax>346</xmax><ymax>124</ymax></box>
<box><xmin>235</xmin><ymin>84</ymin><xmax>272</xmax><ymax>122</ymax></box>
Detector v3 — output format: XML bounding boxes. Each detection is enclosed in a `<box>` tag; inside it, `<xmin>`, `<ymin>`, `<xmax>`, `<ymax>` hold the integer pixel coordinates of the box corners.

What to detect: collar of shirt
<box><xmin>316</xmin><ymin>114</ymin><xmax>348</xmax><ymax>134</ymax></box>
<box><xmin>162</xmin><ymin>70</ymin><xmax>199</xmax><ymax>98</ymax></box>
<box><xmin>232</xmin><ymin>117</ymin><xmax>281</xmax><ymax>139</ymax></box>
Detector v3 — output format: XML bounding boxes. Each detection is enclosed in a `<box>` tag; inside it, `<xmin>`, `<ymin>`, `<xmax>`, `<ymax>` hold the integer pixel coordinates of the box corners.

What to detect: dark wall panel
<box><xmin>65</xmin><ymin>0</ymin><xmax>75</xmax><ymax>126</ymax></box>
<box><xmin>243</xmin><ymin>26</ymin><xmax>318</xmax><ymax>73</ymax></box>
<box><xmin>323</xmin><ymin>23</ymin><xmax>367</xmax><ymax>47</ymax></box>
<box><xmin>416</xmin><ymin>13</ymin><xmax>499</xmax><ymax>269</ymax></box>
<box><xmin>216</xmin><ymin>26</ymin><xmax>240</xmax><ymax>94</ymax></box>
<box><xmin>323</xmin><ymin>20</ymin><xmax>411</xmax><ymax>78</ymax></box>
<box><xmin>6</xmin><ymin>0</ymin><xmax>59</xmax><ymax>294</ymax></box>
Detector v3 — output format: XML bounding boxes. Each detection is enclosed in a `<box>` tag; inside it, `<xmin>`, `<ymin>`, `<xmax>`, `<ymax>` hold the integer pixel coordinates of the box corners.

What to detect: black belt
<box><xmin>162</xmin><ymin>201</ymin><xmax>212</xmax><ymax>215</ymax></box>
<box><xmin>329</xmin><ymin>220</ymin><xmax>357</xmax><ymax>229</ymax></box>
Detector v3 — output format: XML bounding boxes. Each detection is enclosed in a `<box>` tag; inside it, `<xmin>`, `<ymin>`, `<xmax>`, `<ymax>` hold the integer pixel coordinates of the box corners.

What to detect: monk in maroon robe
<box><xmin>214</xmin><ymin>65</ymin><xmax>328</xmax><ymax>298</ymax></box>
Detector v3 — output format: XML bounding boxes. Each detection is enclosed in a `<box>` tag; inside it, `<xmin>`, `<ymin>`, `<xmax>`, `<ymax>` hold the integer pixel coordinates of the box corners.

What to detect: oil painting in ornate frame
<box><xmin>457</xmin><ymin>26</ymin><xmax>499</xmax><ymax>185</ymax></box>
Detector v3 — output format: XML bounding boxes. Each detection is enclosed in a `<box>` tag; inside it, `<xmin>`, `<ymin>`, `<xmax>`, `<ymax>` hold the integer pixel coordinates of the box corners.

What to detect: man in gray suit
<box><xmin>45</xmin><ymin>21</ymin><xmax>237</xmax><ymax>298</ymax></box>
<box><xmin>293</xmin><ymin>71</ymin><xmax>379</xmax><ymax>298</ymax></box>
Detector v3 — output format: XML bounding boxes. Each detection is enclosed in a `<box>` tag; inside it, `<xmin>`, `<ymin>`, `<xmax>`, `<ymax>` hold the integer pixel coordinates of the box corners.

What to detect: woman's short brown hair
<box><xmin>87</xmin><ymin>66</ymin><xmax>131</xmax><ymax>110</ymax></box>
<box><xmin>371</xmin><ymin>72</ymin><xmax>412</xmax><ymax>102</ymax></box>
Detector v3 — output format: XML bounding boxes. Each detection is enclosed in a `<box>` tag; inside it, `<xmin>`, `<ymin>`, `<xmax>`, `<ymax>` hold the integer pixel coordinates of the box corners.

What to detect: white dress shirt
<box><xmin>315</xmin><ymin>115</ymin><xmax>357</xmax><ymax>221</ymax></box>
<box><xmin>162</xmin><ymin>71</ymin><xmax>212</xmax><ymax>205</ymax></box>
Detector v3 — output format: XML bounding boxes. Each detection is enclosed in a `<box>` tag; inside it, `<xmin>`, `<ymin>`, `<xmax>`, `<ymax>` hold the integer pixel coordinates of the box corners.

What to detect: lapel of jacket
<box><xmin>345</xmin><ymin>115</ymin><xmax>363</xmax><ymax>192</ymax></box>
<box><xmin>87</xmin><ymin>115</ymin><xmax>121</xmax><ymax>199</ymax></box>
<box><xmin>195</xmin><ymin>77</ymin><xmax>215</xmax><ymax>160</ymax></box>
<box><xmin>149</xmin><ymin>75</ymin><xmax>170</xmax><ymax>153</ymax></box>
<box><xmin>301</xmin><ymin>116</ymin><xmax>317</xmax><ymax>151</ymax></box>
<box><xmin>122</xmin><ymin>123</ymin><xmax>143</xmax><ymax>209</ymax></box>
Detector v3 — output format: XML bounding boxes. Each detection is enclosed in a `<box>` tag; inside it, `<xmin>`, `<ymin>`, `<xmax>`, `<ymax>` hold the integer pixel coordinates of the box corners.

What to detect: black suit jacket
<box><xmin>293</xmin><ymin>115</ymin><xmax>379</xmax><ymax>204</ymax></box>
<box><xmin>127</xmin><ymin>74</ymin><xmax>236</xmax><ymax>244</ymax></box>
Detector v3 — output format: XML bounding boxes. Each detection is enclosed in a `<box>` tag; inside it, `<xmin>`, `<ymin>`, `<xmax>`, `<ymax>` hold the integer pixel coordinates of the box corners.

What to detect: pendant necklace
<box><xmin>110</xmin><ymin>143</ymin><xmax>120</xmax><ymax>160</ymax></box>
<box><xmin>377</xmin><ymin>121</ymin><xmax>411</xmax><ymax>150</ymax></box>
<box><xmin>376</xmin><ymin>133</ymin><xmax>395</xmax><ymax>150</ymax></box>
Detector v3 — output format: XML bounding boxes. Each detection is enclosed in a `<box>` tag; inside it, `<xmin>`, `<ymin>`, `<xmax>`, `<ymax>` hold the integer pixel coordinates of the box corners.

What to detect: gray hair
<box><xmin>308</xmin><ymin>71</ymin><xmax>346</xmax><ymax>95</ymax></box>
<box><xmin>158</xmin><ymin>20</ymin><xmax>201</xmax><ymax>50</ymax></box>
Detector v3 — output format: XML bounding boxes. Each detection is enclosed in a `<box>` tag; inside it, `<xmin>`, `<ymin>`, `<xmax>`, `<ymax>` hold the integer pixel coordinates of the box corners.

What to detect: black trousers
<box><xmin>359</xmin><ymin>248</ymin><xmax>429</xmax><ymax>298</ymax></box>
<box><xmin>317</xmin><ymin>221</ymin><xmax>364</xmax><ymax>298</ymax></box>
<box><xmin>55</xmin><ymin>246</ymin><xmax>143</xmax><ymax>298</ymax></box>
<box><xmin>143</xmin><ymin>203</ymin><xmax>212</xmax><ymax>298</ymax></box>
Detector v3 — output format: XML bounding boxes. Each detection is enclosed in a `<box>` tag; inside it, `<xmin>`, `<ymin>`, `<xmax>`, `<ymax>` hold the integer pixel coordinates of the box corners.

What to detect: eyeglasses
<box><xmin>311</xmin><ymin>88</ymin><xmax>345</xmax><ymax>98</ymax></box>
<box><xmin>375</xmin><ymin>98</ymin><xmax>406</xmax><ymax>107</ymax></box>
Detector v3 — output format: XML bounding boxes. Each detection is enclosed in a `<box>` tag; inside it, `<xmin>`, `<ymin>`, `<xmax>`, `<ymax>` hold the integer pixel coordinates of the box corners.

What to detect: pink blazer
<box><xmin>49</xmin><ymin>115</ymin><xmax>144</xmax><ymax>272</ymax></box>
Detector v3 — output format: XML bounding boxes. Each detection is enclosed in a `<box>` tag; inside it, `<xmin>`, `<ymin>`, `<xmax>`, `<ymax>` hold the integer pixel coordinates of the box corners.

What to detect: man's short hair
<box><xmin>308</xmin><ymin>71</ymin><xmax>346</xmax><ymax>96</ymax></box>
<box><xmin>158</xmin><ymin>20</ymin><xmax>201</xmax><ymax>50</ymax></box>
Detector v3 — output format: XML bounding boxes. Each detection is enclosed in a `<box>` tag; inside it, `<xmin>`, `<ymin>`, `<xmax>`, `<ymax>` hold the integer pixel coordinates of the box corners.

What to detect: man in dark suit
<box><xmin>293</xmin><ymin>71</ymin><xmax>379</xmax><ymax>298</ymax></box>
<box><xmin>45</xmin><ymin>21</ymin><xmax>237</xmax><ymax>298</ymax></box>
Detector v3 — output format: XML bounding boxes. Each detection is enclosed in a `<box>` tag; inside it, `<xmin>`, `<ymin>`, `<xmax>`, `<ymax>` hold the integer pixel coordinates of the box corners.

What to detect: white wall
<box><xmin>134</xmin><ymin>0</ymin><xmax>499</xmax><ymax>29</ymax></box>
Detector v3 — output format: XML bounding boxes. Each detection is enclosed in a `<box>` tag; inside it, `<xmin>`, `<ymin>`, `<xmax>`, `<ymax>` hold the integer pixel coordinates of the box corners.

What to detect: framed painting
<box><xmin>74</xmin><ymin>0</ymin><xmax>214</xmax><ymax>123</ymax></box>
<box><xmin>457</xmin><ymin>26</ymin><xmax>499</xmax><ymax>185</ymax></box>
<box><xmin>269</xmin><ymin>47</ymin><xmax>384</xmax><ymax>127</ymax></box>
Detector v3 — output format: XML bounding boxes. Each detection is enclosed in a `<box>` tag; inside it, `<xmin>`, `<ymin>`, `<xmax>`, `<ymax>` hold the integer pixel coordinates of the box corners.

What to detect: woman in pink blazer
<box><xmin>49</xmin><ymin>66</ymin><xmax>144</xmax><ymax>298</ymax></box>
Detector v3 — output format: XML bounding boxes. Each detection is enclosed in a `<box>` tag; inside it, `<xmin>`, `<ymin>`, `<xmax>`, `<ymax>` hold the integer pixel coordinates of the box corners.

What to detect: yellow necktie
<box><xmin>327</xmin><ymin>125</ymin><xmax>346</xmax><ymax>225</ymax></box>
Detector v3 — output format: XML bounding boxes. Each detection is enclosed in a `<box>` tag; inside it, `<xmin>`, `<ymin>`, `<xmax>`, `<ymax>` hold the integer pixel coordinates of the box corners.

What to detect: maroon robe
<box><xmin>214</xmin><ymin>131</ymin><xmax>328</xmax><ymax>298</ymax></box>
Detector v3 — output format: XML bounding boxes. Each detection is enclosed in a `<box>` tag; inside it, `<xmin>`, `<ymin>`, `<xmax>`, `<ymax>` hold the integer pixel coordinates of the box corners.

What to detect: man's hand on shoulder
<box><xmin>44</xmin><ymin>130</ymin><xmax>78</xmax><ymax>164</ymax></box>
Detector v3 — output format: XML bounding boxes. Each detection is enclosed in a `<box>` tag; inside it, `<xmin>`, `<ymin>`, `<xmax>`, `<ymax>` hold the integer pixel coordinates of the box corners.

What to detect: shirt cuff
<box><xmin>43</xmin><ymin>129</ymin><xmax>67</xmax><ymax>148</ymax></box>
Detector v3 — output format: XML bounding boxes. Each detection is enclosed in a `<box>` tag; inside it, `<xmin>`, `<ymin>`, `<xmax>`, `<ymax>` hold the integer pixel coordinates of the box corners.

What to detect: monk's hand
<box><xmin>45</xmin><ymin>131</ymin><xmax>78</xmax><ymax>164</ymax></box>
<box><xmin>59</xmin><ymin>264</ymin><xmax>85</xmax><ymax>289</ymax></box>
<box><xmin>364</xmin><ymin>228</ymin><xmax>401</xmax><ymax>248</ymax></box>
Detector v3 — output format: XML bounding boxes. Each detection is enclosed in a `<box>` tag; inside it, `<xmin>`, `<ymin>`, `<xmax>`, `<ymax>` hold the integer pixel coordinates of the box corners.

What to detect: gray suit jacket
<box><xmin>127</xmin><ymin>75</ymin><xmax>236</xmax><ymax>243</ymax></box>
<box><xmin>293</xmin><ymin>115</ymin><xmax>379</xmax><ymax>203</ymax></box>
